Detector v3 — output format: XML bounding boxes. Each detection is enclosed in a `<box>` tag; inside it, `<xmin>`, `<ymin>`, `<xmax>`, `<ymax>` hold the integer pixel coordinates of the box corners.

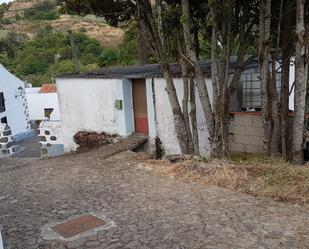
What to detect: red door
<box><xmin>132</xmin><ymin>79</ymin><xmax>149</xmax><ymax>134</ymax></box>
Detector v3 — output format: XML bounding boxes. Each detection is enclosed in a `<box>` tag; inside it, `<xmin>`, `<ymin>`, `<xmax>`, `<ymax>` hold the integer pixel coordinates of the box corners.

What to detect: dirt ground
<box><xmin>0</xmin><ymin>149</ymin><xmax>309</xmax><ymax>249</ymax></box>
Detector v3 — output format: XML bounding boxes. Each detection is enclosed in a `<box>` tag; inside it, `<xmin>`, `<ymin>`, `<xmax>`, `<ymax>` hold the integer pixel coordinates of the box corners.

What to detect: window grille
<box><xmin>240</xmin><ymin>69</ymin><xmax>282</xmax><ymax>110</ymax></box>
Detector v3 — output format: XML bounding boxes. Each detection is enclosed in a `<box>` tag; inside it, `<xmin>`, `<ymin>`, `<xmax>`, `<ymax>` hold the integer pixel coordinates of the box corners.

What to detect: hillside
<box><xmin>0</xmin><ymin>0</ymin><xmax>138</xmax><ymax>86</ymax></box>
<box><xmin>3</xmin><ymin>15</ymin><xmax>124</xmax><ymax>48</ymax></box>
<box><xmin>1</xmin><ymin>0</ymin><xmax>124</xmax><ymax>48</ymax></box>
<box><xmin>3</xmin><ymin>0</ymin><xmax>41</xmax><ymax>19</ymax></box>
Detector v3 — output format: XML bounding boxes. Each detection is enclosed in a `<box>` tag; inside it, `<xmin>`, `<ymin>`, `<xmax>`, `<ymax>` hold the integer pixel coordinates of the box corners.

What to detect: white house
<box><xmin>52</xmin><ymin>58</ymin><xmax>297</xmax><ymax>156</ymax></box>
<box><xmin>0</xmin><ymin>64</ymin><xmax>32</xmax><ymax>141</ymax></box>
<box><xmin>26</xmin><ymin>84</ymin><xmax>61</xmax><ymax>121</ymax></box>
<box><xmin>55</xmin><ymin>60</ymin><xmax>266</xmax><ymax>155</ymax></box>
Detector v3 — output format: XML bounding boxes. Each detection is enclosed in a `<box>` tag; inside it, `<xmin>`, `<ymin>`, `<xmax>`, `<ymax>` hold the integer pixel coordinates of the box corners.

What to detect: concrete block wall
<box><xmin>0</xmin><ymin>123</ymin><xmax>15</xmax><ymax>158</ymax></box>
<box><xmin>39</xmin><ymin>121</ymin><xmax>64</xmax><ymax>158</ymax></box>
<box><xmin>229</xmin><ymin>113</ymin><xmax>264</xmax><ymax>154</ymax></box>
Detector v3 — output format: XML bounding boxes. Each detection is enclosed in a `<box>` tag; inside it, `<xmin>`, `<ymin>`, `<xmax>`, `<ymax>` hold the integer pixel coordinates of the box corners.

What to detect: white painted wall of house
<box><xmin>0</xmin><ymin>64</ymin><xmax>30</xmax><ymax>138</ymax></box>
<box><xmin>152</xmin><ymin>78</ymin><xmax>213</xmax><ymax>155</ymax></box>
<box><xmin>56</xmin><ymin>78</ymin><xmax>120</xmax><ymax>152</ymax></box>
<box><xmin>56</xmin><ymin>77</ymin><xmax>214</xmax><ymax>155</ymax></box>
<box><xmin>25</xmin><ymin>88</ymin><xmax>61</xmax><ymax>121</ymax></box>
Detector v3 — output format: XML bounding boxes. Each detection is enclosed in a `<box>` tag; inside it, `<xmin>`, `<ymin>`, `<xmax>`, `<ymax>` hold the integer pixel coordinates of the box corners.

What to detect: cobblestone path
<box><xmin>0</xmin><ymin>151</ymin><xmax>309</xmax><ymax>249</ymax></box>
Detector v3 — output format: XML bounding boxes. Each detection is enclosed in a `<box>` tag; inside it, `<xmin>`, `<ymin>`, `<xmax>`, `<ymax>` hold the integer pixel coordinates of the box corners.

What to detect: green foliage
<box><xmin>118</xmin><ymin>22</ymin><xmax>138</xmax><ymax>65</ymax></box>
<box><xmin>0</xmin><ymin>2</ymin><xmax>10</xmax><ymax>19</ymax></box>
<box><xmin>0</xmin><ymin>18</ymin><xmax>12</xmax><ymax>25</ymax></box>
<box><xmin>0</xmin><ymin>14</ymin><xmax>139</xmax><ymax>86</ymax></box>
<box><xmin>62</xmin><ymin>0</ymin><xmax>135</xmax><ymax>26</ymax></box>
<box><xmin>24</xmin><ymin>9</ymin><xmax>59</xmax><ymax>20</ymax></box>
<box><xmin>97</xmin><ymin>22</ymin><xmax>138</xmax><ymax>67</ymax></box>
<box><xmin>98</xmin><ymin>48</ymin><xmax>119</xmax><ymax>66</ymax></box>
<box><xmin>24</xmin><ymin>0</ymin><xmax>59</xmax><ymax>20</ymax></box>
<box><xmin>51</xmin><ymin>59</ymin><xmax>75</xmax><ymax>75</ymax></box>
<box><xmin>0</xmin><ymin>31</ymin><xmax>26</xmax><ymax>58</ymax></box>
<box><xmin>0</xmin><ymin>30</ymin><xmax>108</xmax><ymax>85</ymax></box>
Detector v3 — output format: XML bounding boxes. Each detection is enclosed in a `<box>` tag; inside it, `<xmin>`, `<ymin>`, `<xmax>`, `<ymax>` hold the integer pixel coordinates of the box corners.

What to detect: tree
<box><xmin>62</xmin><ymin>0</ymin><xmax>135</xmax><ymax>26</ymax></box>
<box><xmin>259</xmin><ymin>0</ymin><xmax>273</xmax><ymax>156</ymax></box>
<box><xmin>280</xmin><ymin>0</ymin><xmax>295</xmax><ymax>159</ymax></box>
<box><xmin>136</xmin><ymin>0</ymin><xmax>194</xmax><ymax>154</ymax></box>
<box><xmin>180</xmin><ymin>0</ymin><xmax>258</xmax><ymax>157</ymax></box>
<box><xmin>181</xmin><ymin>0</ymin><xmax>214</xmax><ymax>155</ymax></box>
<box><xmin>292</xmin><ymin>0</ymin><xmax>308</xmax><ymax>164</ymax></box>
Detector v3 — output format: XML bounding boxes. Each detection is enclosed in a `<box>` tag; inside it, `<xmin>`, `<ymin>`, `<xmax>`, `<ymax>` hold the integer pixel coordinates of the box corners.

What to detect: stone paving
<box><xmin>13</xmin><ymin>125</ymin><xmax>40</xmax><ymax>158</ymax></box>
<box><xmin>0</xmin><ymin>149</ymin><xmax>309</xmax><ymax>249</ymax></box>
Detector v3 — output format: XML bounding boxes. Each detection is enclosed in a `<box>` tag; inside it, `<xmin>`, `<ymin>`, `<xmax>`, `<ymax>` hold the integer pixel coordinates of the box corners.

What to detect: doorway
<box><xmin>132</xmin><ymin>79</ymin><xmax>149</xmax><ymax>134</ymax></box>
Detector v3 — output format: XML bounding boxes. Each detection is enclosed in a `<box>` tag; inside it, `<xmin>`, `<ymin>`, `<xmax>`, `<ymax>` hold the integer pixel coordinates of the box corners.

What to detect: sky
<box><xmin>0</xmin><ymin>0</ymin><xmax>12</xmax><ymax>3</ymax></box>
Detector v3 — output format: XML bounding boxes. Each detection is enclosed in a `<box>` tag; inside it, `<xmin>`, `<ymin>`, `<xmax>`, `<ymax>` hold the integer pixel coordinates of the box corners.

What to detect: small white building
<box><xmin>52</xmin><ymin>59</ymin><xmax>296</xmax><ymax>156</ymax></box>
<box><xmin>55</xmin><ymin>61</ymin><xmax>263</xmax><ymax>155</ymax></box>
<box><xmin>26</xmin><ymin>84</ymin><xmax>60</xmax><ymax>121</ymax></box>
<box><xmin>0</xmin><ymin>64</ymin><xmax>32</xmax><ymax>141</ymax></box>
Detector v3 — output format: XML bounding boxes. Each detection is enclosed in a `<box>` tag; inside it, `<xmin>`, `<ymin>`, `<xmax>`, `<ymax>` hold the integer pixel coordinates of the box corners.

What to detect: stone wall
<box><xmin>229</xmin><ymin>113</ymin><xmax>264</xmax><ymax>154</ymax></box>
<box><xmin>39</xmin><ymin>121</ymin><xmax>64</xmax><ymax>158</ymax></box>
<box><xmin>0</xmin><ymin>124</ymin><xmax>15</xmax><ymax>157</ymax></box>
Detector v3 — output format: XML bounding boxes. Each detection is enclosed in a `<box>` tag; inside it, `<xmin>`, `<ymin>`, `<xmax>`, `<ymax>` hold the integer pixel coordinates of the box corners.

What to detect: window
<box><xmin>0</xmin><ymin>92</ymin><xmax>5</xmax><ymax>113</ymax></box>
<box><xmin>240</xmin><ymin>69</ymin><xmax>281</xmax><ymax>110</ymax></box>
<box><xmin>1</xmin><ymin>116</ymin><xmax>7</xmax><ymax>124</ymax></box>
<box><xmin>240</xmin><ymin>71</ymin><xmax>261</xmax><ymax>109</ymax></box>
<box><xmin>44</xmin><ymin>108</ymin><xmax>54</xmax><ymax>119</ymax></box>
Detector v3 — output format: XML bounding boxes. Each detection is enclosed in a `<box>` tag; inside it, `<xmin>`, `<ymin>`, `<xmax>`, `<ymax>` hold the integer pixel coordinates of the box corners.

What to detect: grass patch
<box><xmin>143</xmin><ymin>155</ymin><xmax>309</xmax><ymax>205</ymax></box>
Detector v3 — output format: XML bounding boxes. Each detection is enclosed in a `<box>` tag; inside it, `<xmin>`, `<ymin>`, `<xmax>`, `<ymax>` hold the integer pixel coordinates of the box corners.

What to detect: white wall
<box><xmin>0</xmin><ymin>64</ymin><xmax>30</xmax><ymax>137</ymax></box>
<box><xmin>116</xmin><ymin>79</ymin><xmax>134</xmax><ymax>136</ymax></box>
<box><xmin>57</xmin><ymin>76</ymin><xmax>214</xmax><ymax>155</ymax></box>
<box><xmin>56</xmin><ymin>78</ymin><xmax>120</xmax><ymax>152</ymax></box>
<box><xmin>26</xmin><ymin>88</ymin><xmax>61</xmax><ymax>121</ymax></box>
<box><xmin>152</xmin><ymin>78</ymin><xmax>213</xmax><ymax>155</ymax></box>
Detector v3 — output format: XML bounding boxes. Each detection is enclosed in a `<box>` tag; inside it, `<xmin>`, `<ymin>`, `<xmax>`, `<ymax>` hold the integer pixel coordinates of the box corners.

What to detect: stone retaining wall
<box><xmin>0</xmin><ymin>124</ymin><xmax>15</xmax><ymax>158</ymax></box>
<box><xmin>39</xmin><ymin>121</ymin><xmax>64</xmax><ymax>158</ymax></box>
<box><xmin>229</xmin><ymin>113</ymin><xmax>264</xmax><ymax>154</ymax></box>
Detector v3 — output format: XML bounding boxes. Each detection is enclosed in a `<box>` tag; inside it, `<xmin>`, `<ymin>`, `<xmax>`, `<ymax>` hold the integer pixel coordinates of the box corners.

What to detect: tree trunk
<box><xmin>156</xmin><ymin>0</ymin><xmax>164</xmax><ymax>44</ymax></box>
<box><xmin>181</xmin><ymin>62</ymin><xmax>194</xmax><ymax>154</ymax></box>
<box><xmin>161</xmin><ymin>62</ymin><xmax>191</xmax><ymax>154</ymax></box>
<box><xmin>137</xmin><ymin>0</ymin><xmax>192</xmax><ymax>154</ymax></box>
<box><xmin>210</xmin><ymin>19</ymin><xmax>230</xmax><ymax>157</ymax></box>
<box><xmin>292</xmin><ymin>0</ymin><xmax>308</xmax><ymax>164</ymax></box>
<box><xmin>177</xmin><ymin>30</ymin><xmax>195</xmax><ymax>154</ymax></box>
<box><xmin>259</xmin><ymin>0</ymin><xmax>272</xmax><ymax>156</ymax></box>
<box><xmin>270</xmin><ymin>59</ymin><xmax>280</xmax><ymax>155</ymax></box>
<box><xmin>280</xmin><ymin>0</ymin><xmax>293</xmax><ymax>159</ymax></box>
<box><xmin>68</xmin><ymin>30</ymin><xmax>80</xmax><ymax>73</ymax></box>
<box><xmin>181</xmin><ymin>0</ymin><xmax>215</xmax><ymax>152</ymax></box>
<box><xmin>280</xmin><ymin>55</ymin><xmax>290</xmax><ymax>158</ymax></box>
<box><xmin>189</xmin><ymin>78</ymin><xmax>199</xmax><ymax>154</ymax></box>
<box><xmin>137</xmin><ymin>19</ymin><xmax>150</xmax><ymax>64</ymax></box>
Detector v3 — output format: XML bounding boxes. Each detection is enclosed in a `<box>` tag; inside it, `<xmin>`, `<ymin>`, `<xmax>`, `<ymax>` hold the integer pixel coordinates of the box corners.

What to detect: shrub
<box><xmin>24</xmin><ymin>0</ymin><xmax>59</xmax><ymax>20</ymax></box>
<box><xmin>98</xmin><ymin>48</ymin><xmax>119</xmax><ymax>66</ymax></box>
